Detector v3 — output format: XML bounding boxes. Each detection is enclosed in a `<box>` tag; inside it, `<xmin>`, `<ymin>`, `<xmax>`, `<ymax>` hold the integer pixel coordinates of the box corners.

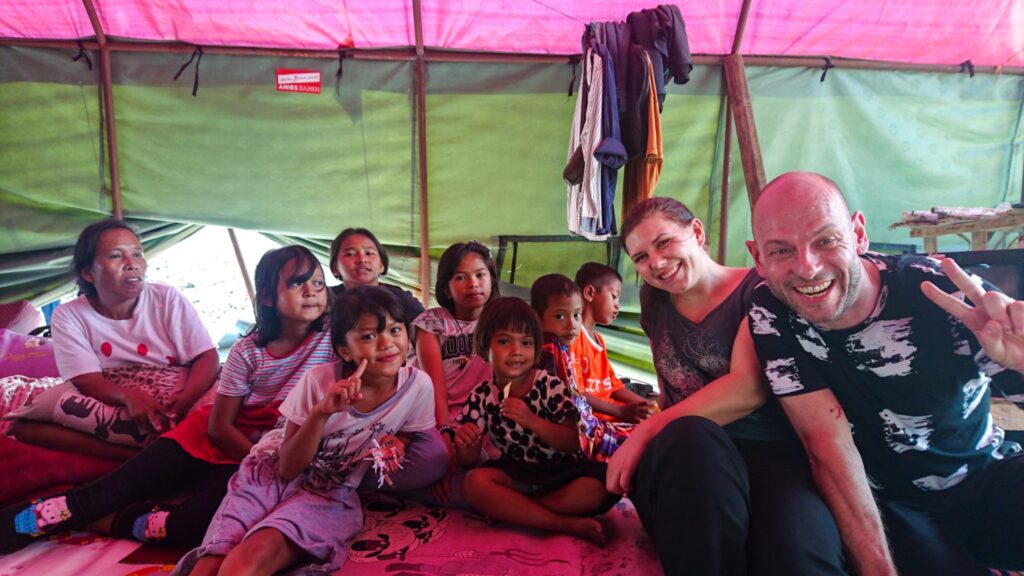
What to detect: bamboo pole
<box><xmin>718</xmin><ymin>102</ymin><xmax>733</xmax><ymax>264</ymax></box>
<box><xmin>724</xmin><ymin>53</ymin><xmax>766</xmax><ymax>205</ymax></box>
<box><xmin>724</xmin><ymin>0</ymin><xmax>766</xmax><ymax>206</ymax></box>
<box><xmin>731</xmin><ymin>0</ymin><xmax>754</xmax><ymax>54</ymax></box>
<box><xmin>227</xmin><ymin>229</ymin><xmax>256</xmax><ymax>304</ymax></box>
<box><xmin>3</xmin><ymin>38</ymin><xmax>1020</xmax><ymax>75</ymax></box>
<box><xmin>413</xmin><ymin>0</ymin><xmax>431</xmax><ymax>307</ymax></box>
<box><xmin>79</xmin><ymin>0</ymin><xmax>123</xmax><ymax>220</ymax></box>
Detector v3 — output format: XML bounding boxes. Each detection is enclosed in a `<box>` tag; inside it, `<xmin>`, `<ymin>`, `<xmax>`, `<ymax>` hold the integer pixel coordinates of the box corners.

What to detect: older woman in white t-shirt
<box><xmin>10</xmin><ymin>220</ymin><xmax>218</xmax><ymax>459</ymax></box>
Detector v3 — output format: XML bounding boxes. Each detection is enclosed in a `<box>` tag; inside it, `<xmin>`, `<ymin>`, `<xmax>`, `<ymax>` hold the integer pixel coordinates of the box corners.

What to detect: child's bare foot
<box><xmin>564</xmin><ymin>517</ymin><xmax>605</xmax><ymax>545</ymax></box>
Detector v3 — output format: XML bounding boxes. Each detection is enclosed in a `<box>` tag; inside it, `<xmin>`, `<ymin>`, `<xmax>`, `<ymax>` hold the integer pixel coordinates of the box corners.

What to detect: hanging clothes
<box><xmin>565</xmin><ymin>5</ymin><xmax>690</xmax><ymax>235</ymax></box>
<box><xmin>566</xmin><ymin>46</ymin><xmax>608</xmax><ymax>240</ymax></box>
<box><xmin>626</xmin><ymin>4</ymin><xmax>692</xmax><ymax>110</ymax></box>
<box><xmin>592</xmin><ymin>38</ymin><xmax>627</xmax><ymax>237</ymax></box>
<box><xmin>640</xmin><ymin>51</ymin><xmax>664</xmax><ymax>197</ymax></box>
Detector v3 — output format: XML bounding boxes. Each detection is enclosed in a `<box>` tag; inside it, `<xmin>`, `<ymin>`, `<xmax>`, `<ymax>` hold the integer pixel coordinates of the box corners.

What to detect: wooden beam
<box><xmin>79</xmin><ymin>0</ymin><xmax>123</xmax><ymax>220</ymax></box>
<box><xmin>412</xmin><ymin>0</ymin><xmax>431</xmax><ymax>306</ymax></box>
<box><xmin>724</xmin><ymin>53</ymin><xmax>766</xmax><ymax>205</ymax></box>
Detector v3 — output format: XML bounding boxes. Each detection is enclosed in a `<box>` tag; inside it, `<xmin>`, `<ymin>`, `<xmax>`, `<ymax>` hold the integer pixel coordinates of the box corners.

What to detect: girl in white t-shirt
<box><xmin>412</xmin><ymin>241</ymin><xmax>501</xmax><ymax>502</ymax></box>
<box><xmin>176</xmin><ymin>286</ymin><xmax>441</xmax><ymax>576</ymax></box>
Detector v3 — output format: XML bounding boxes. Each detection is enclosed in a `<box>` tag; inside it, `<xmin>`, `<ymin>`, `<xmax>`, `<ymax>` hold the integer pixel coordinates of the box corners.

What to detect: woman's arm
<box><xmin>416</xmin><ymin>332</ymin><xmax>450</xmax><ymax>425</ymax></box>
<box><xmin>606</xmin><ymin>319</ymin><xmax>768</xmax><ymax>493</ymax></box>
<box><xmin>168</xmin><ymin>348</ymin><xmax>220</xmax><ymax>419</ymax></box>
<box><xmin>207</xmin><ymin>393</ymin><xmax>253</xmax><ymax>462</ymax></box>
<box><xmin>72</xmin><ymin>372</ymin><xmax>169</xmax><ymax>433</ymax></box>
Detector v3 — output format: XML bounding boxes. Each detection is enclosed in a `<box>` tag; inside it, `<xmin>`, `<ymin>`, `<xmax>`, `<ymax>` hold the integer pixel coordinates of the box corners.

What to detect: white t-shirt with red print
<box><xmin>52</xmin><ymin>283</ymin><xmax>215</xmax><ymax>380</ymax></box>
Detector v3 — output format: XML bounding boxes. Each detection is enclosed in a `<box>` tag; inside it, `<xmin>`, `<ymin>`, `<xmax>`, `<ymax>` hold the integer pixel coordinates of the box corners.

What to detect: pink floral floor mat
<box><xmin>0</xmin><ymin>494</ymin><xmax>661</xmax><ymax>575</ymax></box>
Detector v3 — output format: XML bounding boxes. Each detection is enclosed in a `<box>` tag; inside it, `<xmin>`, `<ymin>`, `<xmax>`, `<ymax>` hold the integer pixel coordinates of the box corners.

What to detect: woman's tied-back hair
<box><xmin>529</xmin><ymin>274</ymin><xmax>581</xmax><ymax>317</ymax></box>
<box><xmin>328</xmin><ymin>227</ymin><xmax>390</xmax><ymax>281</ymax></box>
<box><xmin>72</xmin><ymin>219</ymin><xmax>139</xmax><ymax>298</ymax></box>
<box><xmin>249</xmin><ymin>245</ymin><xmax>329</xmax><ymax>347</ymax></box>
<box><xmin>473</xmin><ymin>297</ymin><xmax>542</xmax><ymax>366</ymax></box>
<box><xmin>435</xmin><ymin>240</ymin><xmax>500</xmax><ymax>313</ymax></box>
<box><xmin>619</xmin><ymin>197</ymin><xmax>696</xmax><ymax>248</ymax></box>
<box><xmin>331</xmin><ymin>286</ymin><xmax>407</xmax><ymax>368</ymax></box>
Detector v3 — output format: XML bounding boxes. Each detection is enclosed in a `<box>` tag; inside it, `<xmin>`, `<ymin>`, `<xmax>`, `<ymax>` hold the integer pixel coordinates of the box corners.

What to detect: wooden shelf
<box><xmin>906</xmin><ymin>209</ymin><xmax>1024</xmax><ymax>252</ymax></box>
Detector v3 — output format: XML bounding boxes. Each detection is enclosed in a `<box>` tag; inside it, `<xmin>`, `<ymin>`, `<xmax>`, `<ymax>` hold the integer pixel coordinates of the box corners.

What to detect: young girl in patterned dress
<box><xmin>453</xmin><ymin>297</ymin><xmax>619</xmax><ymax>543</ymax></box>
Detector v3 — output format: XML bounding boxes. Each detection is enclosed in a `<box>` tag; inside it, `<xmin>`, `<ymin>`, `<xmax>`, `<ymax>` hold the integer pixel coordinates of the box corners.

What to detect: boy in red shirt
<box><xmin>573</xmin><ymin>263</ymin><xmax>652</xmax><ymax>423</ymax></box>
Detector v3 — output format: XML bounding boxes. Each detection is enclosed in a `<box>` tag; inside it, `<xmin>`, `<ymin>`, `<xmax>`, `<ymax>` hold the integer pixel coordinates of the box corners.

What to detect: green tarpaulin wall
<box><xmin>2</xmin><ymin>45</ymin><xmax>1023</xmax><ymax>371</ymax></box>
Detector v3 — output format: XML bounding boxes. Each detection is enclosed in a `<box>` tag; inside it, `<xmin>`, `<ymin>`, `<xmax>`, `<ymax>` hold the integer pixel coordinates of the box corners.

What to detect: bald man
<box><xmin>745</xmin><ymin>172</ymin><xmax>1024</xmax><ymax>576</ymax></box>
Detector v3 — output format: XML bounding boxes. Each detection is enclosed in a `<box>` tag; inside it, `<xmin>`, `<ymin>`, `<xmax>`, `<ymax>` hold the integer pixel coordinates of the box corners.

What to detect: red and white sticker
<box><xmin>276</xmin><ymin>69</ymin><xmax>321</xmax><ymax>94</ymax></box>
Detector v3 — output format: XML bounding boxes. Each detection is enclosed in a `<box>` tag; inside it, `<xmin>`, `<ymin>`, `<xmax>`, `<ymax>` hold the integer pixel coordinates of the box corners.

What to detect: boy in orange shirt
<box><xmin>573</xmin><ymin>263</ymin><xmax>652</xmax><ymax>423</ymax></box>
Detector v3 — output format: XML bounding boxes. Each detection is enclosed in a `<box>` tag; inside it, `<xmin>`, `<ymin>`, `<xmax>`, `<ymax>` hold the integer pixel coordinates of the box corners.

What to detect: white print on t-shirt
<box><xmin>879</xmin><ymin>409</ymin><xmax>933</xmax><ymax>453</ymax></box>
<box><xmin>973</xmin><ymin>412</ymin><xmax>1004</xmax><ymax>453</ymax></box>
<box><xmin>912</xmin><ymin>464</ymin><xmax>968</xmax><ymax>491</ymax></box>
<box><xmin>949</xmin><ymin>316</ymin><xmax>972</xmax><ymax>356</ymax></box>
<box><xmin>765</xmin><ymin>358</ymin><xmax>802</xmax><ymax>395</ymax></box>
<box><xmin>748</xmin><ymin>304</ymin><xmax>779</xmax><ymax>336</ymax></box>
<box><xmin>908</xmin><ymin>261</ymin><xmax>945</xmax><ymax>276</ymax></box>
<box><xmin>976</xmin><ymin>351</ymin><xmax>1008</xmax><ymax>378</ymax></box>
<box><xmin>962</xmin><ymin>374</ymin><xmax>990</xmax><ymax>419</ymax></box>
<box><xmin>795</xmin><ymin>325</ymin><xmax>829</xmax><ymax>361</ymax></box>
<box><xmin>847</xmin><ymin>318</ymin><xmax>915</xmax><ymax>377</ymax></box>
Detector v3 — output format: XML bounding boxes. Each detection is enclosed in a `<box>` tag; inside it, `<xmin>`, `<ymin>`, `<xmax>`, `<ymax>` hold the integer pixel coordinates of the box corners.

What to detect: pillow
<box><xmin>0</xmin><ymin>329</ymin><xmax>59</xmax><ymax>379</ymax></box>
<box><xmin>3</xmin><ymin>365</ymin><xmax>188</xmax><ymax>446</ymax></box>
<box><xmin>0</xmin><ymin>375</ymin><xmax>63</xmax><ymax>435</ymax></box>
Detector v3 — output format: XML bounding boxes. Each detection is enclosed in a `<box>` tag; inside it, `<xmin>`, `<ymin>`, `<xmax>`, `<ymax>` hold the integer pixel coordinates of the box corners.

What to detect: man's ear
<box><xmin>851</xmin><ymin>211</ymin><xmax>870</xmax><ymax>254</ymax></box>
<box><xmin>746</xmin><ymin>240</ymin><xmax>766</xmax><ymax>277</ymax></box>
<box><xmin>582</xmin><ymin>284</ymin><xmax>597</xmax><ymax>302</ymax></box>
<box><xmin>80</xmin><ymin>269</ymin><xmax>94</xmax><ymax>284</ymax></box>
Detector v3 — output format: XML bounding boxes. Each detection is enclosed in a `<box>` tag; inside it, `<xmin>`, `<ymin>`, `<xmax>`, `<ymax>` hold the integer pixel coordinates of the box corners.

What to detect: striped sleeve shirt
<box><xmin>217</xmin><ymin>329</ymin><xmax>335</xmax><ymax>406</ymax></box>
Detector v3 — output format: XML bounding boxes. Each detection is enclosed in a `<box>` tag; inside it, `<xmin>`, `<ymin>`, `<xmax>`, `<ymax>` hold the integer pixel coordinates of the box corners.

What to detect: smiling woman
<box><xmin>8</xmin><ymin>219</ymin><xmax>219</xmax><ymax>459</ymax></box>
<box><xmin>605</xmin><ymin>196</ymin><xmax>847</xmax><ymax>576</ymax></box>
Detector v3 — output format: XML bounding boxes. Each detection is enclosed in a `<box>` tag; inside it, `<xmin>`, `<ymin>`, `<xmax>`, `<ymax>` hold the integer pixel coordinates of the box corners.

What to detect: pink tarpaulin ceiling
<box><xmin>1</xmin><ymin>0</ymin><xmax>1022</xmax><ymax>66</ymax></box>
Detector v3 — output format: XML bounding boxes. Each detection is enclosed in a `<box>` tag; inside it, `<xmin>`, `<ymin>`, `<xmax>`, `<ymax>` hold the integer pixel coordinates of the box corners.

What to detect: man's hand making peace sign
<box><xmin>921</xmin><ymin>257</ymin><xmax>1024</xmax><ymax>374</ymax></box>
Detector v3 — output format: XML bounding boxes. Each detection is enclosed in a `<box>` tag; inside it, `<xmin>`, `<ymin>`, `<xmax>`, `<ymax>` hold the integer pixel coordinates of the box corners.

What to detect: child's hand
<box><xmin>378</xmin><ymin>434</ymin><xmax>406</xmax><ymax>463</ymax></box>
<box><xmin>454</xmin><ymin>422</ymin><xmax>483</xmax><ymax>463</ymax></box>
<box><xmin>618</xmin><ymin>400</ymin><xmax>653</xmax><ymax>424</ymax></box>
<box><xmin>500</xmin><ymin>397</ymin><xmax>536</xmax><ymax>429</ymax></box>
<box><xmin>317</xmin><ymin>359</ymin><xmax>366</xmax><ymax>416</ymax></box>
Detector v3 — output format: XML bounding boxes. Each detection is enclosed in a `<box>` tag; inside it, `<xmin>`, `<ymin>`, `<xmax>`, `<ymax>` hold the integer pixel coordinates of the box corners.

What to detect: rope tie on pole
<box><xmin>959</xmin><ymin>59</ymin><xmax>975</xmax><ymax>78</ymax></box>
<box><xmin>72</xmin><ymin>41</ymin><xmax>93</xmax><ymax>70</ymax></box>
<box><xmin>567</xmin><ymin>55</ymin><xmax>580</xmax><ymax>97</ymax></box>
<box><xmin>173</xmin><ymin>46</ymin><xmax>204</xmax><ymax>96</ymax></box>
<box><xmin>820</xmin><ymin>56</ymin><xmax>834</xmax><ymax>82</ymax></box>
<box><xmin>335</xmin><ymin>50</ymin><xmax>345</xmax><ymax>96</ymax></box>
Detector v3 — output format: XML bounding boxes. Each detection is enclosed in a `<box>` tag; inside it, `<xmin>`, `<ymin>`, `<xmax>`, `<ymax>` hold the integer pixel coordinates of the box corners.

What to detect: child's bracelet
<box><xmin>436</xmin><ymin>424</ymin><xmax>456</xmax><ymax>442</ymax></box>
